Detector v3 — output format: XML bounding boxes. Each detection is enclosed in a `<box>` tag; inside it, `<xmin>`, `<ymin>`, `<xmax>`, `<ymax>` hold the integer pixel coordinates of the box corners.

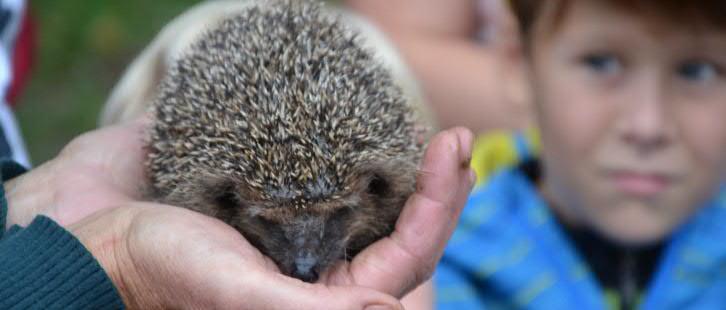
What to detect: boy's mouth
<box><xmin>605</xmin><ymin>169</ymin><xmax>675</xmax><ymax>197</ymax></box>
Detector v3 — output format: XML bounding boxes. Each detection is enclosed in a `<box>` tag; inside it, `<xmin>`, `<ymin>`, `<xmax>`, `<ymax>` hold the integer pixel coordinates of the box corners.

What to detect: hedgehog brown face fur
<box><xmin>146</xmin><ymin>0</ymin><xmax>424</xmax><ymax>282</ymax></box>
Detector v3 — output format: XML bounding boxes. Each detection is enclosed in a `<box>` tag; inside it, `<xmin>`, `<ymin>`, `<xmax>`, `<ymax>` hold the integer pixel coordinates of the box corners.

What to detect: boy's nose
<box><xmin>620</xmin><ymin>81</ymin><xmax>670</xmax><ymax>152</ymax></box>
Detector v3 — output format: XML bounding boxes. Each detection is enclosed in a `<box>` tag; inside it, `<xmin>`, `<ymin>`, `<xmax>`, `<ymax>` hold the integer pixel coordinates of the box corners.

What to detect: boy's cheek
<box><xmin>675</xmin><ymin>103</ymin><xmax>726</xmax><ymax>168</ymax></box>
<box><xmin>533</xmin><ymin>63</ymin><xmax>618</xmax><ymax>158</ymax></box>
<box><xmin>674</xmin><ymin>108</ymin><xmax>726</xmax><ymax>207</ymax></box>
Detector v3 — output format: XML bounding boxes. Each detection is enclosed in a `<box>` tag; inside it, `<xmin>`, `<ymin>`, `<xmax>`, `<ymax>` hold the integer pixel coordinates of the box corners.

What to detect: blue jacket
<box><xmin>435</xmin><ymin>166</ymin><xmax>726</xmax><ymax>309</ymax></box>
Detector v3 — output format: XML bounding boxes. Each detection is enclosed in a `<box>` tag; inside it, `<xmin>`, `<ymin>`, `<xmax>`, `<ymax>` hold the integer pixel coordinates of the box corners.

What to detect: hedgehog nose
<box><xmin>293</xmin><ymin>253</ymin><xmax>319</xmax><ymax>282</ymax></box>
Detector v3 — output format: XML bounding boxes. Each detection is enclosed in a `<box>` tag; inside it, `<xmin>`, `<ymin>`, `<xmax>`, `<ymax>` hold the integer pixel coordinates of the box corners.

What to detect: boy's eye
<box><xmin>677</xmin><ymin>61</ymin><xmax>721</xmax><ymax>83</ymax></box>
<box><xmin>582</xmin><ymin>53</ymin><xmax>621</xmax><ymax>75</ymax></box>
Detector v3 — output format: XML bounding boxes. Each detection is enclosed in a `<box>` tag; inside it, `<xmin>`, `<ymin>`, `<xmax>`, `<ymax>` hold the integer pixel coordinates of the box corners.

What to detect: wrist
<box><xmin>69</xmin><ymin>206</ymin><xmax>162</xmax><ymax>309</ymax></box>
<box><xmin>4</xmin><ymin>160</ymin><xmax>56</xmax><ymax>228</ymax></box>
<box><xmin>1</xmin><ymin>159</ymin><xmax>31</xmax><ymax>231</ymax></box>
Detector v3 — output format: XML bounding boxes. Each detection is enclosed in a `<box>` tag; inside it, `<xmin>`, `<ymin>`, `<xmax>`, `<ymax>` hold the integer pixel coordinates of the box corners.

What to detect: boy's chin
<box><xmin>588</xmin><ymin>202</ymin><xmax>676</xmax><ymax>247</ymax></box>
<box><xmin>596</xmin><ymin>225</ymin><xmax>668</xmax><ymax>247</ymax></box>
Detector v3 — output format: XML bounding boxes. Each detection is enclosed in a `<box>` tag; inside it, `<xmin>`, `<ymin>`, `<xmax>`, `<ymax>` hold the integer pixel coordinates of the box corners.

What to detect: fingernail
<box><xmin>448</xmin><ymin>136</ymin><xmax>459</xmax><ymax>154</ymax></box>
<box><xmin>468</xmin><ymin>169</ymin><xmax>478</xmax><ymax>187</ymax></box>
<box><xmin>461</xmin><ymin>156</ymin><xmax>472</xmax><ymax>170</ymax></box>
<box><xmin>456</xmin><ymin>128</ymin><xmax>474</xmax><ymax>160</ymax></box>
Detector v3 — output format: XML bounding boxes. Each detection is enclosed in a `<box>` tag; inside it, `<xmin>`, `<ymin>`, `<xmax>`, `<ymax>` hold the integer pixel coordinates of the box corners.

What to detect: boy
<box><xmin>430</xmin><ymin>0</ymin><xmax>726</xmax><ymax>309</ymax></box>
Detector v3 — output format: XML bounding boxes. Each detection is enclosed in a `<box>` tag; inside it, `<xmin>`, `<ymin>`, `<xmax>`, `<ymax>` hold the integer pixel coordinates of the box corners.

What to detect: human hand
<box><xmin>69</xmin><ymin>127</ymin><xmax>474</xmax><ymax>309</ymax></box>
<box><xmin>71</xmin><ymin>202</ymin><xmax>404</xmax><ymax>310</ymax></box>
<box><xmin>5</xmin><ymin>118</ymin><xmax>148</xmax><ymax>229</ymax></box>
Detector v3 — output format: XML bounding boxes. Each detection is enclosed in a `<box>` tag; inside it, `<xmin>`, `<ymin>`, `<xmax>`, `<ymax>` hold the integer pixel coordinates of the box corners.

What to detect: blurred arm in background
<box><xmin>0</xmin><ymin>0</ymin><xmax>33</xmax><ymax>166</ymax></box>
<box><xmin>346</xmin><ymin>0</ymin><xmax>532</xmax><ymax>134</ymax></box>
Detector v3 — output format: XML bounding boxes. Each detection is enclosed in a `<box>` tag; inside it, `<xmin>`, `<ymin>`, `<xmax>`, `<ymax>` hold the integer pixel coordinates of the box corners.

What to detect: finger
<box><xmin>103</xmin><ymin>114</ymin><xmax>151</xmax><ymax>153</ymax></box>
<box><xmin>126</xmin><ymin>204</ymin><xmax>402</xmax><ymax>310</ymax></box>
<box><xmin>339</xmin><ymin>127</ymin><xmax>476</xmax><ymax>297</ymax></box>
<box><xmin>99</xmin><ymin>116</ymin><xmax>153</xmax><ymax>196</ymax></box>
<box><xmin>223</xmin><ymin>272</ymin><xmax>403</xmax><ymax>310</ymax></box>
<box><xmin>126</xmin><ymin>113</ymin><xmax>153</xmax><ymax>127</ymax></box>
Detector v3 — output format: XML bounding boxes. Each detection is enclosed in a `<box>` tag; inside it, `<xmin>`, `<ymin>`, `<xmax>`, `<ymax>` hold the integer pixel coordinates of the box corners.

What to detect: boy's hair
<box><xmin>511</xmin><ymin>0</ymin><xmax>726</xmax><ymax>39</ymax></box>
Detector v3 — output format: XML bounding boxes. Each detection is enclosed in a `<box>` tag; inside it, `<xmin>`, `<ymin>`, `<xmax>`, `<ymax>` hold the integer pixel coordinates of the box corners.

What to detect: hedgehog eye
<box><xmin>215</xmin><ymin>191</ymin><xmax>240</xmax><ymax>209</ymax></box>
<box><xmin>329</xmin><ymin>206</ymin><xmax>352</xmax><ymax>224</ymax></box>
<box><xmin>253</xmin><ymin>214</ymin><xmax>277</xmax><ymax>227</ymax></box>
<box><xmin>367</xmin><ymin>174</ymin><xmax>390</xmax><ymax>197</ymax></box>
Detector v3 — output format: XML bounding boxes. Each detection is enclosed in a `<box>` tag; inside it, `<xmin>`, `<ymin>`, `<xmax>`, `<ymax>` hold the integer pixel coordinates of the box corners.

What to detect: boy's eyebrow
<box><xmin>668</xmin><ymin>41</ymin><xmax>726</xmax><ymax>61</ymax></box>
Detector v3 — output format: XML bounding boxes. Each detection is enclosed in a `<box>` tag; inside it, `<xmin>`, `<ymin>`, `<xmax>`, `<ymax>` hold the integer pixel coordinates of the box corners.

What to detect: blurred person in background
<box><xmin>345</xmin><ymin>0</ymin><xmax>540</xmax><ymax>188</ymax></box>
<box><xmin>346</xmin><ymin>0</ymin><xmax>532</xmax><ymax>134</ymax></box>
<box><xmin>0</xmin><ymin>0</ymin><xmax>32</xmax><ymax>168</ymax></box>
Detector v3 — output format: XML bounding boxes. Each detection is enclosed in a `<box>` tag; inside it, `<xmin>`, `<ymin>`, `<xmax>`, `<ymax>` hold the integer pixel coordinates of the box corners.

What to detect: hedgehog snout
<box><xmin>292</xmin><ymin>250</ymin><xmax>320</xmax><ymax>282</ymax></box>
<box><xmin>279</xmin><ymin>215</ymin><xmax>319</xmax><ymax>281</ymax></box>
<box><xmin>287</xmin><ymin>230</ymin><xmax>323</xmax><ymax>282</ymax></box>
<box><xmin>278</xmin><ymin>210</ymin><xmax>350</xmax><ymax>282</ymax></box>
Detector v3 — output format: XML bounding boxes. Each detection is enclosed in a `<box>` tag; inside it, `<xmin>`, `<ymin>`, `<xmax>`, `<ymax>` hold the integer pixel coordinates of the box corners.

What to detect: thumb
<box><xmin>298</xmin><ymin>285</ymin><xmax>403</xmax><ymax>310</ymax></box>
<box><xmin>228</xmin><ymin>273</ymin><xmax>403</xmax><ymax>310</ymax></box>
<box><xmin>334</xmin><ymin>127</ymin><xmax>475</xmax><ymax>297</ymax></box>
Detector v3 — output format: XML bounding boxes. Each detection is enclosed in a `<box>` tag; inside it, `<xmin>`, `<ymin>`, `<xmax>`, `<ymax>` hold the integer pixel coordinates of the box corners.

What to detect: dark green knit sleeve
<box><xmin>0</xmin><ymin>160</ymin><xmax>125</xmax><ymax>309</ymax></box>
<box><xmin>0</xmin><ymin>217</ymin><xmax>125</xmax><ymax>309</ymax></box>
<box><xmin>0</xmin><ymin>159</ymin><xmax>26</xmax><ymax>235</ymax></box>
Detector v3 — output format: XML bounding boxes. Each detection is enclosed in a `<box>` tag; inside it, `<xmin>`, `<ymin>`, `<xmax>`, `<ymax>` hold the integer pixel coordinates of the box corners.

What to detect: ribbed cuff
<box><xmin>0</xmin><ymin>216</ymin><xmax>125</xmax><ymax>309</ymax></box>
<box><xmin>0</xmin><ymin>159</ymin><xmax>27</xmax><ymax>235</ymax></box>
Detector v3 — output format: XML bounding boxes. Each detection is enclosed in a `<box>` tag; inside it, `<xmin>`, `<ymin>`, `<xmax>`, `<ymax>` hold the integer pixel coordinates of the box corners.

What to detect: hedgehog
<box><xmin>145</xmin><ymin>0</ymin><xmax>425</xmax><ymax>282</ymax></box>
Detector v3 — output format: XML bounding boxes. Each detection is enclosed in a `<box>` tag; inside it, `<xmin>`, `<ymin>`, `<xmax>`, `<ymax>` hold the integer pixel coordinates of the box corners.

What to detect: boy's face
<box><xmin>531</xmin><ymin>0</ymin><xmax>726</xmax><ymax>244</ymax></box>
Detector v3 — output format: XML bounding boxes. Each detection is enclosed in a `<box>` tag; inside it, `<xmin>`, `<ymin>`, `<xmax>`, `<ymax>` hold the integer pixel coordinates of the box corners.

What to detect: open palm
<box><xmin>5</xmin><ymin>118</ymin><xmax>149</xmax><ymax>228</ymax></box>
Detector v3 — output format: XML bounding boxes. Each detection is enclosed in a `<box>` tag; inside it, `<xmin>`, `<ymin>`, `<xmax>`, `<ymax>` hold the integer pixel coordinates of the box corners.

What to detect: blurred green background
<box><xmin>16</xmin><ymin>0</ymin><xmax>203</xmax><ymax>164</ymax></box>
<box><xmin>17</xmin><ymin>0</ymin><xmax>342</xmax><ymax>165</ymax></box>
